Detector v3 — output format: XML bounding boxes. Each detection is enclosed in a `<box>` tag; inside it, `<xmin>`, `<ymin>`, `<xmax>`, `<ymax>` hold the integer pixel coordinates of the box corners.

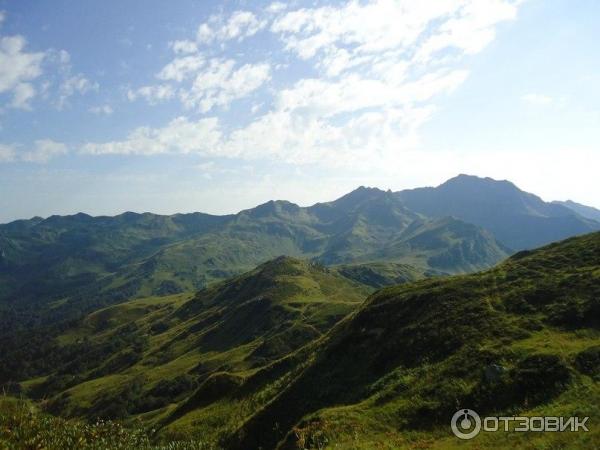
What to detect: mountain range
<box><xmin>2</xmin><ymin>231</ymin><xmax>598</xmax><ymax>449</ymax></box>
<box><xmin>1</xmin><ymin>174</ymin><xmax>599</xmax><ymax>449</ymax></box>
<box><xmin>396</xmin><ymin>175</ymin><xmax>599</xmax><ymax>250</ymax></box>
<box><xmin>1</xmin><ymin>175</ymin><xmax>597</xmax><ymax>320</ymax></box>
<box><xmin>553</xmin><ymin>199</ymin><xmax>600</xmax><ymax>222</ymax></box>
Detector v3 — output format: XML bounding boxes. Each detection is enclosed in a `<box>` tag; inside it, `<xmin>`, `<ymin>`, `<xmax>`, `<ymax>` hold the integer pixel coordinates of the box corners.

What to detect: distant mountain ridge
<box><xmin>553</xmin><ymin>199</ymin><xmax>600</xmax><ymax>222</ymax></box>
<box><xmin>396</xmin><ymin>174</ymin><xmax>599</xmax><ymax>250</ymax></box>
<box><xmin>0</xmin><ymin>175</ymin><xmax>596</xmax><ymax>320</ymax></box>
<box><xmin>0</xmin><ymin>182</ymin><xmax>508</xmax><ymax>315</ymax></box>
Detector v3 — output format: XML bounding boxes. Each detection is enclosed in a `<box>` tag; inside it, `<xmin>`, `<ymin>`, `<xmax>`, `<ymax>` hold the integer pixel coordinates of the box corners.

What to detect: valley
<box><xmin>0</xmin><ymin>176</ymin><xmax>598</xmax><ymax>449</ymax></box>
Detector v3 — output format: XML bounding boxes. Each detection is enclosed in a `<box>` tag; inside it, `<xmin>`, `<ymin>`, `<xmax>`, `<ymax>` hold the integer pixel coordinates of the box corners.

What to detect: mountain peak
<box><xmin>242</xmin><ymin>199</ymin><xmax>301</xmax><ymax>218</ymax></box>
<box><xmin>440</xmin><ymin>174</ymin><xmax>517</xmax><ymax>190</ymax></box>
<box><xmin>329</xmin><ymin>185</ymin><xmax>389</xmax><ymax>209</ymax></box>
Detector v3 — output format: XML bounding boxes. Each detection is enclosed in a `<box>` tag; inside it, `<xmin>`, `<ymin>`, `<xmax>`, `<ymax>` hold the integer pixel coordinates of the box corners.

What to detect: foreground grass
<box><xmin>0</xmin><ymin>397</ymin><xmax>211</xmax><ymax>450</ymax></box>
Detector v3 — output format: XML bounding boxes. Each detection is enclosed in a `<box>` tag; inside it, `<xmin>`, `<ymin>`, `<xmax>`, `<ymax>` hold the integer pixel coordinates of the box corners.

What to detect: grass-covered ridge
<box><xmin>2</xmin><ymin>232</ymin><xmax>598</xmax><ymax>449</ymax></box>
<box><xmin>226</xmin><ymin>232</ymin><xmax>600</xmax><ymax>449</ymax></box>
<box><xmin>0</xmin><ymin>185</ymin><xmax>510</xmax><ymax>328</ymax></box>
<box><xmin>9</xmin><ymin>257</ymin><xmax>370</xmax><ymax>442</ymax></box>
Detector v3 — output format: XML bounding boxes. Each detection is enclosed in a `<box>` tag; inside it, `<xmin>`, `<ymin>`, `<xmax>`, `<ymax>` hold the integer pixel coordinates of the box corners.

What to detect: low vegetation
<box><xmin>1</xmin><ymin>231</ymin><xmax>598</xmax><ymax>449</ymax></box>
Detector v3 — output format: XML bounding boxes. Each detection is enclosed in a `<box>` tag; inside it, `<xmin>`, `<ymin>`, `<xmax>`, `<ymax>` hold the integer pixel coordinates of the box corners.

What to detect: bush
<box><xmin>575</xmin><ymin>346</ymin><xmax>600</xmax><ymax>380</ymax></box>
<box><xmin>0</xmin><ymin>396</ymin><xmax>212</xmax><ymax>449</ymax></box>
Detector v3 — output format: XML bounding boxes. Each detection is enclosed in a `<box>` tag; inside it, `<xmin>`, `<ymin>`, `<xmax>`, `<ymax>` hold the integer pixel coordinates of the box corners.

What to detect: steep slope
<box><xmin>553</xmin><ymin>199</ymin><xmax>600</xmax><ymax>222</ymax></box>
<box><xmin>4</xmin><ymin>232</ymin><xmax>599</xmax><ymax>449</ymax></box>
<box><xmin>397</xmin><ymin>174</ymin><xmax>599</xmax><ymax>251</ymax></box>
<box><xmin>333</xmin><ymin>262</ymin><xmax>440</xmax><ymax>289</ymax></box>
<box><xmin>11</xmin><ymin>257</ymin><xmax>370</xmax><ymax>434</ymax></box>
<box><xmin>372</xmin><ymin>216</ymin><xmax>510</xmax><ymax>272</ymax></box>
<box><xmin>0</xmin><ymin>186</ymin><xmax>509</xmax><ymax>323</ymax></box>
<box><xmin>0</xmin><ymin>211</ymin><xmax>229</xmax><ymax>305</ymax></box>
<box><xmin>219</xmin><ymin>232</ymin><xmax>600</xmax><ymax>449</ymax></box>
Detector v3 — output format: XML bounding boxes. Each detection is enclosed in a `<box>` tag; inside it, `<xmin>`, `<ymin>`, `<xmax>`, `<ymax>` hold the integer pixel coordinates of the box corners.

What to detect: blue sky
<box><xmin>0</xmin><ymin>0</ymin><xmax>599</xmax><ymax>223</ymax></box>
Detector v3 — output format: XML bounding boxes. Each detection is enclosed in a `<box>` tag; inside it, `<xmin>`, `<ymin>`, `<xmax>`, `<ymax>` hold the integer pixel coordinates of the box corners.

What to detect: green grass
<box><xmin>224</xmin><ymin>232</ymin><xmax>600</xmax><ymax>449</ymax></box>
<box><xmin>0</xmin><ymin>396</ymin><xmax>211</xmax><ymax>450</ymax></box>
<box><xmin>4</xmin><ymin>232</ymin><xmax>599</xmax><ymax>449</ymax></box>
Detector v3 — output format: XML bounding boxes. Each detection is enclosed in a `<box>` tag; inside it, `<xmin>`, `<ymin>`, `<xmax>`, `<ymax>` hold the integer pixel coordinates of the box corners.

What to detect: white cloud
<box><xmin>522</xmin><ymin>93</ymin><xmax>553</xmax><ymax>105</ymax></box>
<box><xmin>58</xmin><ymin>74</ymin><xmax>98</xmax><ymax>109</ymax></box>
<box><xmin>266</xmin><ymin>2</ymin><xmax>287</xmax><ymax>15</ymax></box>
<box><xmin>0</xmin><ymin>143</ymin><xmax>16</xmax><ymax>162</ymax></box>
<box><xmin>0</xmin><ymin>34</ymin><xmax>44</xmax><ymax>109</ymax></box>
<box><xmin>0</xmin><ymin>14</ymin><xmax>94</xmax><ymax>111</ymax></box>
<box><xmin>23</xmin><ymin>139</ymin><xmax>68</xmax><ymax>163</ymax></box>
<box><xmin>169</xmin><ymin>39</ymin><xmax>198</xmax><ymax>54</ymax></box>
<box><xmin>157</xmin><ymin>54</ymin><xmax>205</xmax><ymax>82</ymax></box>
<box><xmin>89</xmin><ymin>104</ymin><xmax>114</xmax><ymax>115</ymax></box>
<box><xmin>0</xmin><ymin>139</ymin><xmax>68</xmax><ymax>163</ymax></box>
<box><xmin>180</xmin><ymin>59</ymin><xmax>271</xmax><ymax>112</ymax></box>
<box><xmin>272</xmin><ymin>0</ymin><xmax>519</xmax><ymax>67</ymax></box>
<box><xmin>277</xmin><ymin>68</ymin><xmax>467</xmax><ymax>118</ymax></box>
<box><xmin>81</xmin><ymin>116</ymin><xmax>222</xmax><ymax>156</ymax></box>
<box><xmin>127</xmin><ymin>84</ymin><xmax>175</xmax><ymax>104</ymax></box>
<box><xmin>197</xmin><ymin>11</ymin><xmax>266</xmax><ymax>44</ymax></box>
<box><xmin>11</xmin><ymin>82</ymin><xmax>36</xmax><ymax>109</ymax></box>
<box><xmin>85</xmin><ymin>0</ymin><xmax>522</xmax><ymax>171</ymax></box>
<box><xmin>415</xmin><ymin>0</ymin><xmax>518</xmax><ymax>62</ymax></box>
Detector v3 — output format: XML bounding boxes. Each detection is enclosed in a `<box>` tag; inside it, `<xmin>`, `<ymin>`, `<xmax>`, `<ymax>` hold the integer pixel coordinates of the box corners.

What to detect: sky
<box><xmin>0</xmin><ymin>0</ymin><xmax>599</xmax><ymax>223</ymax></box>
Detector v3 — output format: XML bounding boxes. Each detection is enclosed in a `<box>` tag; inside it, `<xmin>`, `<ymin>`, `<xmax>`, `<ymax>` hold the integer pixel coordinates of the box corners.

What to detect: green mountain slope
<box><xmin>397</xmin><ymin>174</ymin><xmax>599</xmax><ymax>251</ymax></box>
<box><xmin>0</xmin><ymin>186</ymin><xmax>508</xmax><ymax>324</ymax></box>
<box><xmin>333</xmin><ymin>261</ymin><xmax>440</xmax><ymax>289</ymax></box>
<box><xmin>9</xmin><ymin>257</ymin><xmax>369</xmax><ymax>433</ymax></box>
<box><xmin>0</xmin><ymin>211</ymin><xmax>228</xmax><ymax>304</ymax></box>
<box><xmin>553</xmin><ymin>199</ymin><xmax>600</xmax><ymax>222</ymax></box>
<box><xmin>208</xmin><ymin>232</ymin><xmax>598</xmax><ymax>449</ymax></box>
<box><xmin>2</xmin><ymin>233</ymin><xmax>599</xmax><ymax>449</ymax></box>
<box><xmin>3</xmin><ymin>176</ymin><xmax>595</xmax><ymax>323</ymax></box>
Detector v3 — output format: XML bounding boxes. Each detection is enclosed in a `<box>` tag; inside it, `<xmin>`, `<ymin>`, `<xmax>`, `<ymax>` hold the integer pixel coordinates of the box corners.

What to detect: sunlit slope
<box><xmin>220</xmin><ymin>232</ymin><xmax>600</xmax><ymax>449</ymax></box>
<box><xmin>0</xmin><ymin>187</ymin><xmax>509</xmax><ymax>320</ymax></box>
<box><xmin>21</xmin><ymin>257</ymin><xmax>369</xmax><ymax>432</ymax></box>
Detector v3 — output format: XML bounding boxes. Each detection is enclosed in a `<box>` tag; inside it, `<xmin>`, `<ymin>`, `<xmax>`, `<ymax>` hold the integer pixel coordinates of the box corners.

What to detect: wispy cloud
<box><xmin>0</xmin><ymin>143</ymin><xmax>16</xmax><ymax>162</ymax></box>
<box><xmin>179</xmin><ymin>59</ymin><xmax>271</xmax><ymax>112</ymax></box>
<box><xmin>197</xmin><ymin>11</ymin><xmax>266</xmax><ymax>44</ymax></box>
<box><xmin>102</xmin><ymin>0</ymin><xmax>521</xmax><ymax>169</ymax></box>
<box><xmin>1</xmin><ymin>12</ymin><xmax>97</xmax><ymax>111</ymax></box>
<box><xmin>89</xmin><ymin>104</ymin><xmax>114</xmax><ymax>115</ymax></box>
<box><xmin>0</xmin><ymin>34</ymin><xmax>44</xmax><ymax>109</ymax></box>
<box><xmin>127</xmin><ymin>84</ymin><xmax>175</xmax><ymax>104</ymax></box>
<box><xmin>58</xmin><ymin>74</ymin><xmax>98</xmax><ymax>109</ymax></box>
<box><xmin>81</xmin><ymin>116</ymin><xmax>221</xmax><ymax>156</ymax></box>
<box><xmin>23</xmin><ymin>139</ymin><xmax>68</xmax><ymax>163</ymax></box>
<box><xmin>169</xmin><ymin>40</ymin><xmax>199</xmax><ymax>55</ymax></box>
<box><xmin>157</xmin><ymin>54</ymin><xmax>205</xmax><ymax>82</ymax></box>
<box><xmin>0</xmin><ymin>139</ymin><xmax>68</xmax><ymax>163</ymax></box>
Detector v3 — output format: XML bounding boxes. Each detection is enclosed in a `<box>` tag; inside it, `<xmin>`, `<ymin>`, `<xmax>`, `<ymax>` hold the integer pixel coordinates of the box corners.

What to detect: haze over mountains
<box><xmin>2</xmin><ymin>230</ymin><xmax>598</xmax><ymax>449</ymax></box>
<box><xmin>1</xmin><ymin>175</ymin><xmax>597</xmax><ymax>318</ymax></box>
<box><xmin>553</xmin><ymin>199</ymin><xmax>600</xmax><ymax>222</ymax></box>
<box><xmin>396</xmin><ymin>174</ymin><xmax>599</xmax><ymax>250</ymax></box>
<box><xmin>0</xmin><ymin>174</ymin><xmax>599</xmax><ymax>449</ymax></box>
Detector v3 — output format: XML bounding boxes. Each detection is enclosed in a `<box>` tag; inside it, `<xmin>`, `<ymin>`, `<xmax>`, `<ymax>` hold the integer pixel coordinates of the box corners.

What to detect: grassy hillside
<box><xmin>10</xmin><ymin>258</ymin><xmax>369</xmax><ymax>442</ymax></box>
<box><xmin>1</xmin><ymin>233</ymin><xmax>598</xmax><ymax>449</ymax></box>
<box><xmin>220</xmin><ymin>232</ymin><xmax>600</xmax><ymax>449</ymax></box>
<box><xmin>0</xmin><ymin>186</ymin><xmax>509</xmax><ymax>326</ymax></box>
